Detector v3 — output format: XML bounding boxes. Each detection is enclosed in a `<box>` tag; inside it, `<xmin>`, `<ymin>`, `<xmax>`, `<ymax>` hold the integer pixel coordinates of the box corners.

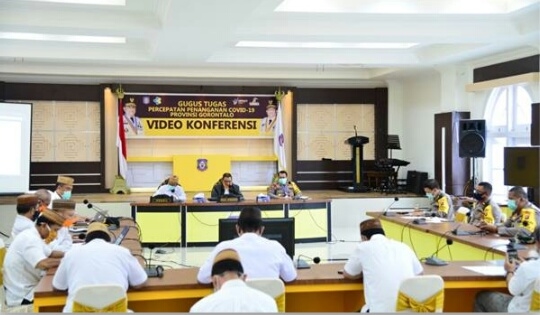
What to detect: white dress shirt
<box><xmin>11</xmin><ymin>215</ymin><xmax>35</xmax><ymax>238</ymax></box>
<box><xmin>3</xmin><ymin>228</ymin><xmax>52</xmax><ymax>306</ymax></box>
<box><xmin>508</xmin><ymin>257</ymin><xmax>540</xmax><ymax>312</ymax></box>
<box><xmin>344</xmin><ymin>234</ymin><xmax>423</xmax><ymax>313</ymax></box>
<box><xmin>197</xmin><ymin>233</ymin><xmax>297</xmax><ymax>284</ymax></box>
<box><xmin>48</xmin><ymin>226</ymin><xmax>73</xmax><ymax>252</ymax></box>
<box><xmin>52</xmin><ymin>239</ymin><xmax>148</xmax><ymax>312</ymax></box>
<box><xmin>152</xmin><ymin>185</ymin><xmax>187</xmax><ymax>202</ymax></box>
<box><xmin>190</xmin><ymin>279</ymin><xmax>278</xmax><ymax>313</ymax></box>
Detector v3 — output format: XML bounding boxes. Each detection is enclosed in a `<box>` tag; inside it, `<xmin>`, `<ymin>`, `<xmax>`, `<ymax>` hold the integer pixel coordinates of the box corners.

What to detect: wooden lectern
<box><xmin>343</xmin><ymin>135</ymin><xmax>370</xmax><ymax>192</ymax></box>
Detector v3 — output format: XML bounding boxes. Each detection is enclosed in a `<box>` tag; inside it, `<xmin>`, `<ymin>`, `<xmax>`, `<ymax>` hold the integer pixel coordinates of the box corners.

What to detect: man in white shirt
<box><xmin>474</xmin><ymin>226</ymin><xmax>540</xmax><ymax>312</ymax></box>
<box><xmin>49</xmin><ymin>175</ymin><xmax>74</xmax><ymax>207</ymax></box>
<box><xmin>197</xmin><ymin>207</ymin><xmax>297</xmax><ymax>284</ymax></box>
<box><xmin>152</xmin><ymin>175</ymin><xmax>187</xmax><ymax>202</ymax></box>
<box><xmin>35</xmin><ymin>188</ymin><xmax>52</xmax><ymax>213</ymax></box>
<box><xmin>190</xmin><ymin>248</ymin><xmax>278</xmax><ymax>313</ymax></box>
<box><xmin>11</xmin><ymin>194</ymin><xmax>39</xmax><ymax>238</ymax></box>
<box><xmin>48</xmin><ymin>199</ymin><xmax>77</xmax><ymax>252</ymax></box>
<box><xmin>343</xmin><ymin>218</ymin><xmax>423</xmax><ymax>313</ymax></box>
<box><xmin>3</xmin><ymin>209</ymin><xmax>66</xmax><ymax>307</ymax></box>
<box><xmin>52</xmin><ymin>222</ymin><xmax>148</xmax><ymax>312</ymax></box>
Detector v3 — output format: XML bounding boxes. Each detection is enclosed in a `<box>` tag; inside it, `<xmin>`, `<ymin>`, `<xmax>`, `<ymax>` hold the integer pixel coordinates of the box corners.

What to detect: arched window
<box><xmin>482</xmin><ymin>85</ymin><xmax>532</xmax><ymax>201</ymax></box>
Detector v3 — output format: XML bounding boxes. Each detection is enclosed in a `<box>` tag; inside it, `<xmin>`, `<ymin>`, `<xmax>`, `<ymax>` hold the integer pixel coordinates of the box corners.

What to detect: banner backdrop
<box><xmin>122</xmin><ymin>93</ymin><xmax>278</xmax><ymax>138</ymax></box>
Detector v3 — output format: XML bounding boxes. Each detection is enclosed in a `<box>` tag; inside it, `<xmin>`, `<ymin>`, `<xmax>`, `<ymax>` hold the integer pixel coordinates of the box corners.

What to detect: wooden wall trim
<box><xmin>4</xmin><ymin>83</ymin><xmax>101</xmax><ymax>101</ymax></box>
<box><xmin>473</xmin><ymin>54</ymin><xmax>540</xmax><ymax>83</ymax></box>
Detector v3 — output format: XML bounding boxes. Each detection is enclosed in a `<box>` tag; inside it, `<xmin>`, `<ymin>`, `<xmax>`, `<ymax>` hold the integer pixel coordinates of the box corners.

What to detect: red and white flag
<box><xmin>117</xmin><ymin>98</ymin><xmax>128</xmax><ymax>179</ymax></box>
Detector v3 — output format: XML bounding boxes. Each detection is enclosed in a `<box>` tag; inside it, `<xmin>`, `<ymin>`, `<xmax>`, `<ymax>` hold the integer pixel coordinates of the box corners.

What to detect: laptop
<box><xmin>92</xmin><ymin>210</ymin><xmax>109</xmax><ymax>223</ymax></box>
<box><xmin>114</xmin><ymin>226</ymin><xmax>131</xmax><ymax>245</ymax></box>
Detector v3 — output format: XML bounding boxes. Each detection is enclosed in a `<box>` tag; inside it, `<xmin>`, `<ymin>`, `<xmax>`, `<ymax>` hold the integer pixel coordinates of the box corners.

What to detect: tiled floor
<box><xmin>142</xmin><ymin>227</ymin><xmax>360</xmax><ymax>270</ymax></box>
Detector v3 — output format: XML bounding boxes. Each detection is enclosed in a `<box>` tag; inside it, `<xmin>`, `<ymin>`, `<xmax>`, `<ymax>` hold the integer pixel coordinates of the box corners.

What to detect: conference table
<box><xmin>130</xmin><ymin>199</ymin><xmax>331</xmax><ymax>246</ymax></box>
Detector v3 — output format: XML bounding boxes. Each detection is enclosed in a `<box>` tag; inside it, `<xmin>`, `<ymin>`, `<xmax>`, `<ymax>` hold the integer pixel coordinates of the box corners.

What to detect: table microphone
<box><xmin>84</xmin><ymin>199</ymin><xmax>120</xmax><ymax>229</ymax></box>
<box><xmin>296</xmin><ymin>254</ymin><xmax>318</xmax><ymax>269</ymax></box>
<box><xmin>145</xmin><ymin>245</ymin><xmax>164</xmax><ymax>278</ymax></box>
<box><xmin>423</xmin><ymin>239</ymin><xmax>453</xmax><ymax>266</ymax></box>
<box><xmin>382</xmin><ymin>197</ymin><xmax>400</xmax><ymax>217</ymax></box>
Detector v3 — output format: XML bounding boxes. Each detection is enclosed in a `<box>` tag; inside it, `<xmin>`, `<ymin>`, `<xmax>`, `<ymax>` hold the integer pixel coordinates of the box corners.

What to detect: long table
<box><xmin>131</xmin><ymin>199</ymin><xmax>331</xmax><ymax>246</ymax></box>
<box><xmin>367</xmin><ymin>212</ymin><xmax>535</xmax><ymax>261</ymax></box>
<box><xmin>33</xmin><ymin>260</ymin><xmax>506</xmax><ymax>312</ymax></box>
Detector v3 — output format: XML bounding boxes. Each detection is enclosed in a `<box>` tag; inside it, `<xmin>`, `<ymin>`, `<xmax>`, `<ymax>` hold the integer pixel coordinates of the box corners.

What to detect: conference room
<box><xmin>0</xmin><ymin>0</ymin><xmax>539</xmax><ymax>312</ymax></box>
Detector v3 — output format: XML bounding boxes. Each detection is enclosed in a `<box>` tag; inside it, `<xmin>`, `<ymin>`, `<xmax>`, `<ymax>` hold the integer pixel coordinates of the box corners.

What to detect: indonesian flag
<box><xmin>117</xmin><ymin>98</ymin><xmax>128</xmax><ymax>179</ymax></box>
<box><xmin>274</xmin><ymin>101</ymin><xmax>287</xmax><ymax>171</ymax></box>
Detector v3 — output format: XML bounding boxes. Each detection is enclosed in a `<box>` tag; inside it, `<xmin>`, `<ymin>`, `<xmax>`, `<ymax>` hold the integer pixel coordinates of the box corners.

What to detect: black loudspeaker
<box><xmin>407</xmin><ymin>171</ymin><xmax>428</xmax><ymax>195</ymax></box>
<box><xmin>459</xmin><ymin>119</ymin><xmax>486</xmax><ymax>158</ymax></box>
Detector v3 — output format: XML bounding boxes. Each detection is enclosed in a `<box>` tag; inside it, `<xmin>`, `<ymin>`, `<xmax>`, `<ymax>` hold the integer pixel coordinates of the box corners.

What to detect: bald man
<box><xmin>343</xmin><ymin>219</ymin><xmax>423</xmax><ymax>313</ymax></box>
<box><xmin>152</xmin><ymin>175</ymin><xmax>186</xmax><ymax>202</ymax></box>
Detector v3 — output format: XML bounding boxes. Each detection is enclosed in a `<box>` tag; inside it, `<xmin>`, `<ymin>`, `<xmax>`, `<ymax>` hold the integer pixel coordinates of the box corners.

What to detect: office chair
<box><xmin>396</xmin><ymin>275</ymin><xmax>444</xmax><ymax>313</ymax></box>
<box><xmin>72</xmin><ymin>284</ymin><xmax>128</xmax><ymax>312</ymax></box>
<box><xmin>246</xmin><ymin>278</ymin><xmax>285</xmax><ymax>312</ymax></box>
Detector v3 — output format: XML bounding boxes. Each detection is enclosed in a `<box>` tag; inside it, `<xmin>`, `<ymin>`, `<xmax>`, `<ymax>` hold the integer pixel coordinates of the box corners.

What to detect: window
<box><xmin>483</xmin><ymin>85</ymin><xmax>532</xmax><ymax>202</ymax></box>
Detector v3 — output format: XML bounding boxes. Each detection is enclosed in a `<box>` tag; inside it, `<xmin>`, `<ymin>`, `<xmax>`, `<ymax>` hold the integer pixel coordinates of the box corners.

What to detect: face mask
<box><xmin>473</xmin><ymin>192</ymin><xmax>484</xmax><ymax>201</ymax></box>
<box><xmin>43</xmin><ymin>224</ymin><xmax>58</xmax><ymax>244</ymax></box>
<box><xmin>278</xmin><ymin>178</ymin><xmax>287</xmax><ymax>185</ymax></box>
<box><xmin>426</xmin><ymin>193</ymin><xmax>434</xmax><ymax>201</ymax></box>
<box><xmin>507</xmin><ymin>199</ymin><xmax>518</xmax><ymax>211</ymax></box>
<box><xmin>167</xmin><ymin>185</ymin><xmax>175</xmax><ymax>192</ymax></box>
<box><xmin>62</xmin><ymin>190</ymin><xmax>72</xmax><ymax>200</ymax></box>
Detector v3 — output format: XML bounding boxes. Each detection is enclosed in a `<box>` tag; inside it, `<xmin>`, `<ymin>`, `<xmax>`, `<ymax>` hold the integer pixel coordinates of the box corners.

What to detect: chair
<box><xmin>454</xmin><ymin>207</ymin><xmax>470</xmax><ymax>223</ymax></box>
<box><xmin>71</xmin><ymin>284</ymin><xmax>128</xmax><ymax>312</ymax></box>
<box><xmin>396</xmin><ymin>275</ymin><xmax>445</xmax><ymax>313</ymax></box>
<box><xmin>531</xmin><ymin>277</ymin><xmax>540</xmax><ymax>312</ymax></box>
<box><xmin>500</xmin><ymin>212</ymin><xmax>507</xmax><ymax>224</ymax></box>
<box><xmin>246</xmin><ymin>278</ymin><xmax>285</xmax><ymax>312</ymax></box>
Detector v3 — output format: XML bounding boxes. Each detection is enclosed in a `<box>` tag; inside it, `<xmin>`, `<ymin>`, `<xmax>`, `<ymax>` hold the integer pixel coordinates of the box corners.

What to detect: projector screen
<box><xmin>0</xmin><ymin>102</ymin><xmax>32</xmax><ymax>194</ymax></box>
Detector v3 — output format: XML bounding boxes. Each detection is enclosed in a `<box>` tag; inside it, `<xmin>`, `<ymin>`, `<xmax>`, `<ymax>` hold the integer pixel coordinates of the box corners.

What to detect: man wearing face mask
<box><xmin>11</xmin><ymin>194</ymin><xmax>39</xmax><ymax>238</ymax></box>
<box><xmin>3</xmin><ymin>209</ymin><xmax>65</xmax><ymax>308</ymax></box>
<box><xmin>267</xmin><ymin>170</ymin><xmax>302</xmax><ymax>199</ymax></box>
<box><xmin>423</xmin><ymin>179</ymin><xmax>455</xmax><ymax>220</ymax></box>
<box><xmin>468</xmin><ymin>182</ymin><xmax>502</xmax><ymax>225</ymax></box>
<box><xmin>479</xmin><ymin>186</ymin><xmax>540</xmax><ymax>237</ymax></box>
<box><xmin>152</xmin><ymin>175</ymin><xmax>187</xmax><ymax>202</ymax></box>
<box><xmin>49</xmin><ymin>175</ymin><xmax>75</xmax><ymax>207</ymax></box>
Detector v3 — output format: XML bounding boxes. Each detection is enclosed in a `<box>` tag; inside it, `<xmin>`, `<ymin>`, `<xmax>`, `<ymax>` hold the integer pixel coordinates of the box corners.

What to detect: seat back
<box><xmin>396</xmin><ymin>275</ymin><xmax>445</xmax><ymax>313</ymax></box>
<box><xmin>455</xmin><ymin>207</ymin><xmax>470</xmax><ymax>223</ymax></box>
<box><xmin>246</xmin><ymin>278</ymin><xmax>285</xmax><ymax>312</ymax></box>
<box><xmin>531</xmin><ymin>277</ymin><xmax>540</xmax><ymax>312</ymax></box>
<box><xmin>72</xmin><ymin>284</ymin><xmax>127</xmax><ymax>313</ymax></box>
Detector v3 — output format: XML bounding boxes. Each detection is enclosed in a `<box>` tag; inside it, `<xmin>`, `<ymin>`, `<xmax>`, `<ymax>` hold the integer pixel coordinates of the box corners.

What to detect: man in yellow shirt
<box><xmin>469</xmin><ymin>182</ymin><xmax>502</xmax><ymax>225</ymax></box>
<box><xmin>267</xmin><ymin>170</ymin><xmax>302</xmax><ymax>199</ymax></box>
<box><xmin>423</xmin><ymin>179</ymin><xmax>455</xmax><ymax>220</ymax></box>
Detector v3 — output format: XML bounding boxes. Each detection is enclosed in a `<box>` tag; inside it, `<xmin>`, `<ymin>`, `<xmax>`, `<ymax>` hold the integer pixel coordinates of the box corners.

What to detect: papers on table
<box><xmin>462</xmin><ymin>265</ymin><xmax>506</xmax><ymax>276</ymax></box>
<box><xmin>399</xmin><ymin>216</ymin><xmax>448</xmax><ymax>223</ymax></box>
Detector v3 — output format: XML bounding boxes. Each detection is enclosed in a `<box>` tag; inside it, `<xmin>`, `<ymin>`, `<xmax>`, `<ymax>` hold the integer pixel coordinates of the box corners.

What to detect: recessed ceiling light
<box><xmin>18</xmin><ymin>0</ymin><xmax>125</xmax><ymax>5</ymax></box>
<box><xmin>236</xmin><ymin>41</ymin><xmax>417</xmax><ymax>49</ymax></box>
<box><xmin>0</xmin><ymin>32</ymin><xmax>126</xmax><ymax>44</ymax></box>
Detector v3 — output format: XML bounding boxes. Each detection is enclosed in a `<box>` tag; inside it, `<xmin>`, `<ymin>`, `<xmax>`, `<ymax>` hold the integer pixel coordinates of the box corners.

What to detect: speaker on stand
<box><xmin>459</xmin><ymin>119</ymin><xmax>486</xmax><ymax>195</ymax></box>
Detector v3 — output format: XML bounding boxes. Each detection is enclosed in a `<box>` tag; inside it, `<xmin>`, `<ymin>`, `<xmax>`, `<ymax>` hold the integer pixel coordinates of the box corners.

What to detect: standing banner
<box><xmin>121</xmin><ymin>93</ymin><xmax>277</xmax><ymax>138</ymax></box>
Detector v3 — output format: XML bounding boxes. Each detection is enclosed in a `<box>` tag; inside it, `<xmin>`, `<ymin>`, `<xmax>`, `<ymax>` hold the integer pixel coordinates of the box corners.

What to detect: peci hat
<box><xmin>86</xmin><ymin>222</ymin><xmax>113</xmax><ymax>239</ymax></box>
<box><xmin>124</xmin><ymin>98</ymin><xmax>137</xmax><ymax>108</ymax></box>
<box><xmin>40</xmin><ymin>209</ymin><xmax>66</xmax><ymax>226</ymax></box>
<box><xmin>266</xmin><ymin>100</ymin><xmax>277</xmax><ymax>110</ymax></box>
<box><xmin>17</xmin><ymin>194</ymin><xmax>39</xmax><ymax>208</ymax></box>
<box><xmin>57</xmin><ymin>176</ymin><xmax>74</xmax><ymax>186</ymax></box>
<box><xmin>52</xmin><ymin>199</ymin><xmax>76</xmax><ymax>212</ymax></box>
<box><xmin>211</xmin><ymin>248</ymin><xmax>244</xmax><ymax>276</ymax></box>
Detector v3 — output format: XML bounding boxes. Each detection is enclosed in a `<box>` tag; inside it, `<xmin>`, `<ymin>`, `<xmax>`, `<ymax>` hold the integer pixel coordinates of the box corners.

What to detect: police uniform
<box><xmin>497</xmin><ymin>202</ymin><xmax>540</xmax><ymax>237</ymax></box>
<box><xmin>430</xmin><ymin>191</ymin><xmax>455</xmax><ymax>220</ymax></box>
<box><xmin>267</xmin><ymin>181</ymin><xmax>302</xmax><ymax>199</ymax></box>
<box><xmin>197</xmin><ymin>233</ymin><xmax>297</xmax><ymax>284</ymax></box>
<box><xmin>469</xmin><ymin>198</ymin><xmax>502</xmax><ymax>225</ymax></box>
<box><xmin>52</xmin><ymin>223</ymin><xmax>148</xmax><ymax>312</ymax></box>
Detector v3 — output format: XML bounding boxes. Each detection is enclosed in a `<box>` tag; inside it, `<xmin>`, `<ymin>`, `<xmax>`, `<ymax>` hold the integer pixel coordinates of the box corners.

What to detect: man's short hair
<box><xmin>237</xmin><ymin>207</ymin><xmax>262</xmax><ymax>233</ymax></box>
<box><xmin>278</xmin><ymin>170</ymin><xmax>288</xmax><ymax>177</ymax></box>
<box><xmin>211</xmin><ymin>249</ymin><xmax>244</xmax><ymax>276</ymax></box>
<box><xmin>423</xmin><ymin>179</ymin><xmax>440</xmax><ymax>190</ymax></box>
<box><xmin>35</xmin><ymin>189</ymin><xmax>52</xmax><ymax>206</ymax></box>
<box><xmin>360</xmin><ymin>218</ymin><xmax>385</xmax><ymax>239</ymax></box>
<box><xmin>16</xmin><ymin>194</ymin><xmax>38</xmax><ymax>215</ymax></box>
<box><xmin>509</xmin><ymin>186</ymin><xmax>528</xmax><ymax>199</ymax></box>
<box><xmin>222</xmin><ymin>172</ymin><xmax>233</xmax><ymax>179</ymax></box>
<box><xmin>477</xmin><ymin>182</ymin><xmax>493</xmax><ymax>195</ymax></box>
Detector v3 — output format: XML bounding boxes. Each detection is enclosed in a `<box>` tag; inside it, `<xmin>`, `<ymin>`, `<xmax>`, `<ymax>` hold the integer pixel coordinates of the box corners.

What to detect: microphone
<box><xmin>423</xmin><ymin>238</ymin><xmax>453</xmax><ymax>266</ymax></box>
<box><xmin>145</xmin><ymin>245</ymin><xmax>164</xmax><ymax>278</ymax></box>
<box><xmin>84</xmin><ymin>199</ymin><xmax>120</xmax><ymax>230</ymax></box>
<box><xmin>78</xmin><ymin>233</ymin><xmax>86</xmax><ymax>240</ymax></box>
<box><xmin>354</xmin><ymin>125</ymin><xmax>358</xmax><ymax>138</ymax></box>
<box><xmin>382</xmin><ymin>197</ymin><xmax>400</xmax><ymax>217</ymax></box>
<box><xmin>296</xmin><ymin>254</ymin><xmax>320</xmax><ymax>269</ymax></box>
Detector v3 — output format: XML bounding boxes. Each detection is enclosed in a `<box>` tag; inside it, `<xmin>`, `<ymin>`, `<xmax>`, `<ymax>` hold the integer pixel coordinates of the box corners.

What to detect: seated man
<box><xmin>152</xmin><ymin>175</ymin><xmax>187</xmax><ymax>202</ymax></box>
<box><xmin>423</xmin><ymin>179</ymin><xmax>455</xmax><ymax>220</ymax></box>
<box><xmin>190</xmin><ymin>249</ymin><xmax>278</xmax><ymax>312</ymax></box>
<box><xmin>3</xmin><ymin>210</ymin><xmax>65</xmax><ymax>307</ymax></box>
<box><xmin>468</xmin><ymin>182</ymin><xmax>502</xmax><ymax>225</ymax></box>
<box><xmin>197</xmin><ymin>207</ymin><xmax>296</xmax><ymax>284</ymax></box>
<box><xmin>210</xmin><ymin>172</ymin><xmax>244</xmax><ymax>201</ymax></box>
<box><xmin>479</xmin><ymin>186</ymin><xmax>539</xmax><ymax>238</ymax></box>
<box><xmin>52</xmin><ymin>222</ymin><xmax>148</xmax><ymax>312</ymax></box>
<box><xmin>343</xmin><ymin>218</ymin><xmax>423</xmax><ymax>312</ymax></box>
<box><xmin>49</xmin><ymin>175</ymin><xmax>75</xmax><ymax>206</ymax></box>
<box><xmin>35</xmin><ymin>188</ymin><xmax>52</xmax><ymax>213</ymax></box>
<box><xmin>474</xmin><ymin>226</ymin><xmax>540</xmax><ymax>312</ymax></box>
<box><xmin>267</xmin><ymin>170</ymin><xmax>302</xmax><ymax>199</ymax></box>
<box><xmin>49</xmin><ymin>199</ymin><xmax>78</xmax><ymax>252</ymax></box>
<box><xmin>11</xmin><ymin>194</ymin><xmax>39</xmax><ymax>238</ymax></box>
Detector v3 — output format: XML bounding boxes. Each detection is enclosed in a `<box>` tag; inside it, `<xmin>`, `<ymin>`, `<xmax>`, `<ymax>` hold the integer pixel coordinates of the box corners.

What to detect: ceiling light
<box><xmin>18</xmin><ymin>0</ymin><xmax>125</xmax><ymax>5</ymax></box>
<box><xmin>236</xmin><ymin>41</ymin><xmax>417</xmax><ymax>49</ymax></box>
<box><xmin>0</xmin><ymin>32</ymin><xmax>126</xmax><ymax>44</ymax></box>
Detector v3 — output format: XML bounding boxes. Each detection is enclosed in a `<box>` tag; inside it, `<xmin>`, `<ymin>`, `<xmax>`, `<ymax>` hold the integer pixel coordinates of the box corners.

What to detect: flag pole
<box><xmin>110</xmin><ymin>84</ymin><xmax>130</xmax><ymax>194</ymax></box>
